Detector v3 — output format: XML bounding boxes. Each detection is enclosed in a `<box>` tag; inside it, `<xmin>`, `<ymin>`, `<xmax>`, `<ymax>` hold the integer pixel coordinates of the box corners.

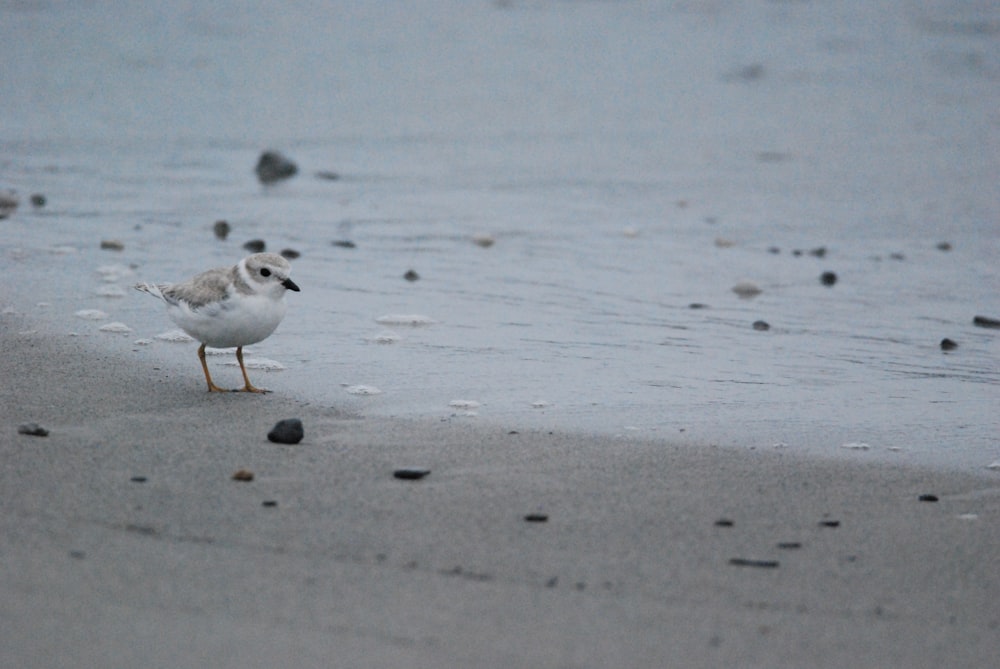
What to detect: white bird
<box><xmin>136</xmin><ymin>253</ymin><xmax>300</xmax><ymax>393</ymax></box>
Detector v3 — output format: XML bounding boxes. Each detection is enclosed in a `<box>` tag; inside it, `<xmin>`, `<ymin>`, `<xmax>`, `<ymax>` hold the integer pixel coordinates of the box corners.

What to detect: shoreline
<box><xmin>2</xmin><ymin>315</ymin><xmax>999</xmax><ymax>668</ymax></box>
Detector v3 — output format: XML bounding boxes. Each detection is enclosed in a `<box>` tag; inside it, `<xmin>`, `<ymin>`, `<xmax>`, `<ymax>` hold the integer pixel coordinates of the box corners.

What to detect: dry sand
<box><xmin>1</xmin><ymin>317</ymin><xmax>998</xmax><ymax>669</ymax></box>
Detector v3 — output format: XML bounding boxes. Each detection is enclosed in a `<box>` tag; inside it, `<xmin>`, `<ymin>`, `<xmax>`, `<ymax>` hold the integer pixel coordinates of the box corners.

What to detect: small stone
<box><xmin>404</xmin><ymin>269</ymin><xmax>420</xmax><ymax>282</ymax></box>
<box><xmin>279</xmin><ymin>248</ymin><xmax>300</xmax><ymax>260</ymax></box>
<box><xmin>792</xmin><ymin>249</ymin><xmax>803</xmax><ymax>257</ymax></box>
<box><xmin>729</xmin><ymin>558</ymin><xmax>779</xmax><ymax>568</ymax></box>
<box><xmin>267</xmin><ymin>418</ymin><xmax>304</xmax><ymax>444</ymax></box>
<box><xmin>332</xmin><ymin>239</ymin><xmax>356</xmax><ymax>249</ymax></box>
<box><xmin>777</xmin><ymin>542</ymin><xmax>802</xmax><ymax>550</ymax></box>
<box><xmin>524</xmin><ymin>513</ymin><xmax>549</xmax><ymax>523</ymax></box>
<box><xmin>688</xmin><ymin>303</ymin><xmax>709</xmax><ymax>310</ymax></box>
<box><xmin>732</xmin><ymin>280</ymin><xmax>762</xmax><ymax>298</ymax></box>
<box><xmin>130</xmin><ymin>476</ymin><xmax>147</xmax><ymax>483</ymax></box>
<box><xmin>255</xmin><ymin>150</ymin><xmax>298</xmax><ymax>184</ymax></box>
<box><xmin>808</xmin><ymin>246</ymin><xmax>827</xmax><ymax>258</ymax></box>
<box><xmin>0</xmin><ymin>190</ymin><xmax>18</xmax><ymax>219</ymax></box>
<box><xmin>30</xmin><ymin>193</ymin><xmax>46</xmax><ymax>208</ymax></box>
<box><xmin>262</xmin><ymin>500</ymin><xmax>278</xmax><ymax>507</ymax></box>
<box><xmin>393</xmin><ymin>468</ymin><xmax>430</xmax><ymax>481</ymax></box>
<box><xmin>232</xmin><ymin>469</ymin><xmax>254</xmax><ymax>482</ymax></box>
<box><xmin>918</xmin><ymin>494</ymin><xmax>939</xmax><ymax>502</ymax></box>
<box><xmin>69</xmin><ymin>550</ymin><xmax>86</xmax><ymax>560</ymax></box>
<box><xmin>100</xmin><ymin>239</ymin><xmax>125</xmax><ymax>251</ymax></box>
<box><xmin>936</xmin><ymin>241</ymin><xmax>952</xmax><ymax>251</ymax></box>
<box><xmin>714</xmin><ymin>518</ymin><xmax>734</xmax><ymax>527</ymax></box>
<box><xmin>472</xmin><ymin>233</ymin><xmax>495</xmax><ymax>248</ymax></box>
<box><xmin>18</xmin><ymin>422</ymin><xmax>49</xmax><ymax>437</ymax></box>
<box><xmin>315</xmin><ymin>170</ymin><xmax>340</xmax><ymax>181</ymax></box>
<box><xmin>889</xmin><ymin>252</ymin><xmax>905</xmax><ymax>261</ymax></box>
<box><xmin>972</xmin><ymin>315</ymin><xmax>1000</xmax><ymax>329</ymax></box>
<box><xmin>820</xmin><ymin>271</ymin><xmax>838</xmax><ymax>286</ymax></box>
<box><xmin>213</xmin><ymin>220</ymin><xmax>231</xmax><ymax>240</ymax></box>
<box><xmin>767</xmin><ymin>246</ymin><xmax>781</xmax><ymax>254</ymax></box>
<box><xmin>243</xmin><ymin>239</ymin><xmax>266</xmax><ymax>253</ymax></box>
<box><xmin>819</xmin><ymin>520</ymin><xmax>840</xmax><ymax>528</ymax></box>
<box><xmin>940</xmin><ymin>338</ymin><xmax>958</xmax><ymax>351</ymax></box>
<box><xmin>752</xmin><ymin>320</ymin><xmax>770</xmax><ymax>331</ymax></box>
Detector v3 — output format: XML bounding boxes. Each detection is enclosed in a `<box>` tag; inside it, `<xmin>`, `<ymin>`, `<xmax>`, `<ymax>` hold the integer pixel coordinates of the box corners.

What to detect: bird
<box><xmin>135</xmin><ymin>253</ymin><xmax>300</xmax><ymax>393</ymax></box>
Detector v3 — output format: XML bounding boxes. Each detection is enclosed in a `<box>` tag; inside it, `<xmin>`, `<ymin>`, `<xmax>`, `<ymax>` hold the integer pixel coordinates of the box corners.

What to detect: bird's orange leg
<box><xmin>198</xmin><ymin>343</ymin><xmax>230</xmax><ymax>393</ymax></box>
<box><xmin>235</xmin><ymin>346</ymin><xmax>269</xmax><ymax>393</ymax></box>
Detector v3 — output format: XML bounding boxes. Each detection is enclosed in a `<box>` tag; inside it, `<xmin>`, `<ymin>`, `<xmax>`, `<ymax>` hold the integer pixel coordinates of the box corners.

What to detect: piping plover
<box><xmin>136</xmin><ymin>253</ymin><xmax>300</xmax><ymax>393</ymax></box>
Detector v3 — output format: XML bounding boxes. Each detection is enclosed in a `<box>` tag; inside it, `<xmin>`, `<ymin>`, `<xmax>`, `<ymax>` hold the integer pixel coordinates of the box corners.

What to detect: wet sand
<box><xmin>2</xmin><ymin>316</ymin><xmax>998</xmax><ymax>669</ymax></box>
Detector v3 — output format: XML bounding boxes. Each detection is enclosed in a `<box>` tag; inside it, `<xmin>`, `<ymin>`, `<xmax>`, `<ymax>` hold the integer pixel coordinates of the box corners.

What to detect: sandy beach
<box><xmin>2</xmin><ymin>317</ymin><xmax>998</xmax><ymax>669</ymax></box>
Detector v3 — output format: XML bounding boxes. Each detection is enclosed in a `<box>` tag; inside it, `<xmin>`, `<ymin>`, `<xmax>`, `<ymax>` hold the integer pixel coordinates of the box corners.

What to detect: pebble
<box><xmin>243</xmin><ymin>239</ymin><xmax>266</xmax><ymax>252</ymax></box>
<box><xmin>524</xmin><ymin>513</ymin><xmax>549</xmax><ymax>523</ymax></box>
<box><xmin>0</xmin><ymin>190</ymin><xmax>18</xmax><ymax>219</ymax></box>
<box><xmin>688</xmin><ymin>303</ymin><xmax>709</xmax><ymax>309</ymax></box>
<box><xmin>279</xmin><ymin>248</ymin><xmax>300</xmax><ymax>260</ymax></box>
<box><xmin>130</xmin><ymin>476</ymin><xmax>147</xmax><ymax>483</ymax></box>
<box><xmin>315</xmin><ymin>170</ymin><xmax>340</xmax><ymax>181</ymax></box>
<box><xmin>332</xmin><ymin>239</ymin><xmax>356</xmax><ymax>249</ymax></box>
<box><xmin>936</xmin><ymin>241</ymin><xmax>952</xmax><ymax>251</ymax></box>
<box><xmin>819</xmin><ymin>520</ymin><xmax>840</xmax><ymax>528</ymax></box>
<box><xmin>213</xmin><ymin>220</ymin><xmax>231</xmax><ymax>240</ymax></box>
<box><xmin>393</xmin><ymin>468</ymin><xmax>430</xmax><ymax>480</ymax></box>
<box><xmin>232</xmin><ymin>469</ymin><xmax>255</xmax><ymax>482</ymax></box>
<box><xmin>472</xmin><ymin>233</ymin><xmax>495</xmax><ymax>248</ymax></box>
<box><xmin>267</xmin><ymin>418</ymin><xmax>304</xmax><ymax>444</ymax></box>
<box><xmin>940</xmin><ymin>338</ymin><xmax>958</xmax><ymax>351</ymax></box>
<box><xmin>18</xmin><ymin>422</ymin><xmax>49</xmax><ymax>437</ymax></box>
<box><xmin>262</xmin><ymin>500</ymin><xmax>278</xmax><ymax>508</ymax></box>
<box><xmin>752</xmin><ymin>320</ymin><xmax>770</xmax><ymax>331</ymax></box>
<box><xmin>972</xmin><ymin>315</ymin><xmax>1000</xmax><ymax>329</ymax></box>
<box><xmin>100</xmin><ymin>239</ymin><xmax>125</xmax><ymax>251</ymax></box>
<box><xmin>714</xmin><ymin>518</ymin><xmax>734</xmax><ymax>527</ymax></box>
<box><xmin>30</xmin><ymin>193</ymin><xmax>46</xmax><ymax>208</ymax></box>
<box><xmin>404</xmin><ymin>269</ymin><xmax>420</xmax><ymax>282</ymax></box>
<box><xmin>918</xmin><ymin>494</ymin><xmax>939</xmax><ymax>502</ymax></box>
<box><xmin>820</xmin><ymin>271</ymin><xmax>838</xmax><ymax>286</ymax></box>
<box><xmin>808</xmin><ymin>246</ymin><xmax>827</xmax><ymax>258</ymax></box>
<box><xmin>776</xmin><ymin>542</ymin><xmax>802</xmax><ymax>550</ymax></box>
<box><xmin>729</xmin><ymin>557</ymin><xmax>779</xmax><ymax>569</ymax></box>
<box><xmin>255</xmin><ymin>150</ymin><xmax>298</xmax><ymax>184</ymax></box>
<box><xmin>731</xmin><ymin>280</ymin><xmax>762</xmax><ymax>298</ymax></box>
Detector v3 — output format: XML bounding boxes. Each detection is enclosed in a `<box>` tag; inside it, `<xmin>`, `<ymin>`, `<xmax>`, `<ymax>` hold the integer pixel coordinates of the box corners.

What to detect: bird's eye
<box><xmin>260</xmin><ymin>268</ymin><xmax>271</xmax><ymax>277</ymax></box>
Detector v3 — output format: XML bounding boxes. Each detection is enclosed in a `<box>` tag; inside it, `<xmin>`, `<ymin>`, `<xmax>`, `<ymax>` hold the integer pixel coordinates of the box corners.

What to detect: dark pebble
<box><xmin>524</xmin><ymin>513</ymin><xmax>549</xmax><ymax>523</ymax></box>
<box><xmin>69</xmin><ymin>550</ymin><xmax>86</xmax><ymax>560</ymax></box>
<box><xmin>973</xmin><ymin>315</ymin><xmax>1000</xmax><ymax>329</ymax></box>
<box><xmin>918</xmin><ymin>494</ymin><xmax>939</xmax><ymax>502</ymax></box>
<box><xmin>267</xmin><ymin>418</ymin><xmax>304</xmax><ymax>444</ymax></box>
<box><xmin>729</xmin><ymin>557</ymin><xmax>779</xmax><ymax>569</ymax></box>
<box><xmin>279</xmin><ymin>248</ymin><xmax>300</xmax><ymax>260</ymax></box>
<box><xmin>262</xmin><ymin>500</ymin><xmax>278</xmax><ymax>508</ymax></box>
<box><xmin>213</xmin><ymin>220</ymin><xmax>231</xmax><ymax>240</ymax></box>
<box><xmin>232</xmin><ymin>469</ymin><xmax>255</xmax><ymax>482</ymax></box>
<box><xmin>332</xmin><ymin>239</ymin><xmax>357</xmax><ymax>249</ymax></box>
<box><xmin>255</xmin><ymin>150</ymin><xmax>298</xmax><ymax>184</ymax></box>
<box><xmin>808</xmin><ymin>246</ymin><xmax>827</xmax><ymax>258</ymax></box>
<box><xmin>752</xmin><ymin>320</ymin><xmax>770</xmax><ymax>331</ymax></box>
<box><xmin>393</xmin><ymin>468</ymin><xmax>430</xmax><ymax>480</ymax></box>
<box><xmin>17</xmin><ymin>422</ymin><xmax>49</xmax><ymax>437</ymax></box>
<box><xmin>30</xmin><ymin>193</ymin><xmax>46</xmax><ymax>208</ymax></box>
<box><xmin>820</xmin><ymin>271</ymin><xmax>838</xmax><ymax>286</ymax></box>
<box><xmin>714</xmin><ymin>518</ymin><xmax>734</xmax><ymax>527</ymax></box>
<box><xmin>404</xmin><ymin>269</ymin><xmax>420</xmax><ymax>282</ymax></box>
<box><xmin>819</xmin><ymin>520</ymin><xmax>840</xmax><ymax>528</ymax></box>
<box><xmin>100</xmin><ymin>239</ymin><xmax>125</xmax><ymax>251</ymax></box>
<box><xmin>689</xmin><ymin>303</ymin><xmax>709</xmax><ymax>310</ymax></box>
<box><xmin>767</xmin><ymin>246</ymin><xmax>781</xmax><ymax>254</ymax></box>
<box><xmin>936</xmin><ymin>241</ymin><xmax>952</xmax><ymax>251</ymax></box>
<box><xmin>130</xmin><ymin>476</ymin><xmax>147</xmax><ymax>483</ymax></box>
<box><xmin>889</xmin><ymin>252</ymin><xmax>905</xmax><ymax>261</ymax></box>
<box><xmin>243</xmin><ymin>239</ymin><xmax>266</xmax><ymax>253</ymax></box>
<box><xmin>315</xmin><ymin>170</ymin><xmax>340</xmax><ymax>181</ymax></box>
<box><xmin>777</xmin><ymin>542</ymin><xmax>802</xmax><ymax>550</ymax></box>
<box><xmin>940</xmin><ymin>338</ymin><xmax>958</xmax><ymax>351</ymax></box>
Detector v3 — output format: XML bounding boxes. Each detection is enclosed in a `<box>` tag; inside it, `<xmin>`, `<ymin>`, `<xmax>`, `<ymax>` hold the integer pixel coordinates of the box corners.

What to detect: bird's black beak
<box><xmin>282</xmin><ymin>278</ymin><xmax>300</xmax><ymax>292</ymax></box>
